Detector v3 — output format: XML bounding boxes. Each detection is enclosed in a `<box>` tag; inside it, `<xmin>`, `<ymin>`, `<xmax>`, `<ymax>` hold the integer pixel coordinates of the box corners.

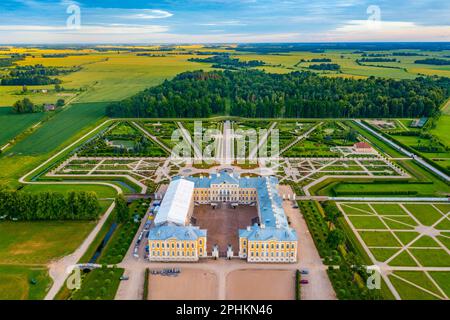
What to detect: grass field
<box><xmin>21</xmin><ymin>184</ymin><xmax>118</xmax><ymax>199</ymax></box>
<box><xmin>7</xmin><ymin>102</ymin><xmax>107</xmax><ymax>155</ymax></box>
<box><xmin>0</xmin><ymin>265</ymin><xmax>52</xmax><ymax>300</ymax></box>
<box><xmin>339</xmin><ymin>202</ymin><xmax>450</xmax><ymax>300</ymax></box>
<box><xmin>0</xmin><ymin>200</ymin><xmax>112</xmax><ymax>300</ymax></box>
<box><xmin>431</xmin><ymin>99</ymin><xmax>450</xmax><ymax>147</ymax></box>
<box><xmin>0</xmin><ymin>221</ymin><xmax>96</xmax><ymax>265</ymax></box>
<box><xmin>0</xmin><ymin>108</ymin><xmax>45</xmax><ymax>146</ymax></box>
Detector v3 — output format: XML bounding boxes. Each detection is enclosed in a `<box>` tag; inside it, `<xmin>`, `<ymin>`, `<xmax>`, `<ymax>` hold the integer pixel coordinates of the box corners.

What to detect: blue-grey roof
<box><xmin>175</xmin><ymin>170</ymin><xmax>297</xmax><ymax>241</ymax></box>
<box><xmin>239</xmin><ymin>224</ymin><xmax>297</xmax><ymax>241</ymax></box>
<box><xmin>149</xmin><ymin>225</ymin><xmax>207</xmax><ymax>241</ymax></box>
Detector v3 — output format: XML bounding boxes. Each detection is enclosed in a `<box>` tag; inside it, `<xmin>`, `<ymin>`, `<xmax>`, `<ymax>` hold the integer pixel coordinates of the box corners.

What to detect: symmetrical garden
<box><xmin>337</xmin><ymin>202</ymin><xmax>450</xmax><ymax>300</ymax></box>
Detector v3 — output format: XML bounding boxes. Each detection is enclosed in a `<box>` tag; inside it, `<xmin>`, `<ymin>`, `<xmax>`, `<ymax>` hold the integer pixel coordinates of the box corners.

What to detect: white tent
<box><xmin>154</xmin><ymin>179</ymin><xmax>195</xmax><ymax>227</ymax></box>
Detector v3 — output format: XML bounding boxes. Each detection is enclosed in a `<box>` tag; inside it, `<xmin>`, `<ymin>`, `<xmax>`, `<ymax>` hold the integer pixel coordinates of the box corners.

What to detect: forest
<box><xmin>106</xmin><ymin>70</ymin><xmax>450</xmax><ymax>119</ymax></box>
<box><xmin>188</xmin><ymin>54</ymin><xmax>265</xmax><ymax>70</ymax></box>
<box><xmin>308</xmin><ymin>63</ymin><xmax>341</xmax><ymax>71</ymax></box>
<box><xmin>0</xmin><ymin>64</ymin><xmax>78</xmax><ymax>86</ymax></box>
<box><xmin>0</xmin><ymin>189</ymin><xmax>100</xmax><ymax>221</ymax></box>
<box><xmin>414</xmin><ymin>58</ymin><xmax>450</xmax><ymax>66</ymax></box>
<box><xmin>357</xmin><ymin>58</ymin><xmax>398</xmax><ymax>63</ymax></box>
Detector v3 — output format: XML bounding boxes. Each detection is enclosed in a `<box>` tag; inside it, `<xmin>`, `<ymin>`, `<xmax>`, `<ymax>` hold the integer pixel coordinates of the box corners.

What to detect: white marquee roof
<box><xmin>154</xmin><ymin>179</ymin><xmax>194</xmax><ymax>227</ymax></box>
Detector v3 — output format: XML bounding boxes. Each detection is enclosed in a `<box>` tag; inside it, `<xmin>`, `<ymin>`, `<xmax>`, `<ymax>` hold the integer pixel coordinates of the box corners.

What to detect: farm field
<box><xmin>0</xmin><ymin>107</ymin><xmax>45</xmax><ymax>146</ymax></box>
<box><xmin>2</xmin><ymin>47</ymin><xmax>450</xmax><ymax>108</ymax></box>
<box><xmin>338</xmin><ymin>202</ymin><xmax>450</xmax><ymax>300</ymax></box>
<box><xmin>7</xmin><ymin>102</ymin><xmax>107</xmax><ymax>155</ymax></box>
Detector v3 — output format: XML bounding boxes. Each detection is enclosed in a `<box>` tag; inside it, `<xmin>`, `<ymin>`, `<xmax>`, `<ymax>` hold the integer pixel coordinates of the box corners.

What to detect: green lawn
<box><xmin>348</xmin><ymin>216</ymin><xmax>386</xmax><ymax>229</ymax></box>
<box><xmin>359</xmin><ymin>231</ymin><xmax>401</xmax><ymax>247</ymax></box>
<box><xmin>371</xmin><ymin>204</ymin><xmax>408</xmax><ymax>216</ymax></box>
<box><xmin>403</xmin><ymin>204</ymin><xmax>444</xmax><ymax>226</ymax></box>
<box><xmin>0</xmin><ymin>108</ymin><xmax>45</xmax><ymax>146</ymax></box>
<box><xmin>390</xmin><ymin>272</ymin><xmax>441</xmax><ymax>300</ymax></box>
<box><xmin>430</xmin><ymin>272</ymin><xmax>450</xmax><ymax>297</ymax></box>
<box><xmin>410</xmin><ymin>249</ymin><xmax>450</xmax><ymax>267</ymax></box>
<box><xmin>0</xmin><ymin>221</ymin><xmax>96</xmax><ymax>265</ymax></box>
<box><xmin>0</xmin><ymin>265</ymin><xmax>52</xmax><ymax>300</ymax></box>
<box><xmin>340</xmin><ymin>203</ymin><xmax>374</xmax><ymax>215</ymax></box>
<box><xmin>431</xmin><ymin>99</ymin><xmax>450</xmax><ymax>147</ymax></box>
<box><xmin>388</xmin><ymin>251</ymin><xmax>418</xmax><ymax>267</ymax></box>
<box><xmin>22</xmin><ymin>184</ymin><xmax>118</xmax><ymax>199</ymax></box>
<box><xmin>0</xmin><ymin>201</ymin><xmax>111</xmax><ymax>264</ymax></box>
<box><xmin>8</xmin><ymin>102</ymin><xmax>107</xmax><ymax>155</ymax></box>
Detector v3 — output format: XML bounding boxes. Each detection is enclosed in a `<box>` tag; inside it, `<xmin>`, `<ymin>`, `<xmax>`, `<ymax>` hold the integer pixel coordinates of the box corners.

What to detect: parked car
<box><xmin>300</xmin><ymin>269</ymin><xmax>309</xmax><ymax>275</ymax></box>
<box><xmin>300</xmin><ymin>280</ymin><xmax>309</xmax><ymax>284</ymax></box>
<box><xmin>120</xmin><ymin>276</ymin><xmax>129</xmax><ymax>281</ymax></box>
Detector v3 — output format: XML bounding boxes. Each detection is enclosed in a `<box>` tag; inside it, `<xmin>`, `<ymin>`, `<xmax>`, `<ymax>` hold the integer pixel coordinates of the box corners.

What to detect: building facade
<box><xmin>148</xmin><ymin>179</ymin><xmax>207</xmax><ymax>262</ymax></box>
<box><xmin>148</xmin><ymin>170</ymin><xmax>298</xmax><ymax>264</ymax></box>
<box><xmin>186</xmin><ymin>171</ymin><xmax>298</xmax><ymax>264</ymax></box>
<box><xmin>148</xmin><ymin>225</ymin><xmax>207</xmax><ymax>262</ymax></box>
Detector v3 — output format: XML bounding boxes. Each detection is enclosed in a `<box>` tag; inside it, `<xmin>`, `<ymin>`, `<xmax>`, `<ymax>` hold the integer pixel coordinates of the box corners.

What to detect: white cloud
<box><xmin>197</xmin><ymin>20</ymin><xmax>247</xmax><ymax>27</ymax></box>
<box><xmin>328</xmin><ymin>20</ymin><xmax>450</xmax><ymax>41</ymax></box>
<box><xmin>119</xmin><ymin>9</ymin><xmax>173</xmax><ymax>20</ymax></box>
<box><xmin>0</xmin><ymin>24</ymin><xmax>169</xmax><ymax>34</ymax></box>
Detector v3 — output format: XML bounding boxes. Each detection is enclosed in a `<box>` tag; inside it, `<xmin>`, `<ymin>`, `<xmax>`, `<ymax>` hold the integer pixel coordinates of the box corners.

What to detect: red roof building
<box><xmin>353</xmin><ymin>142</ymin><xmax>373</xmax><ymax>153</ymax></box>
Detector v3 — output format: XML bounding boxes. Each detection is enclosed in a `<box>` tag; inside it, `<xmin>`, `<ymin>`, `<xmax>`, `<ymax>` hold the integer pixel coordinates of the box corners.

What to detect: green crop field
<box><xmin>339</xmin><ymin>202</ymin><xmax>450</xmax><ymax>300</ymax></box>
<box><xmin>0</xmin><ymin>108</ymin><xmax>45</xmax><ymax>146</ymax></box>
<box><xmin>7</xmin><ymin>102</ymin><xmax>106</xmax><ymax>155</ymax></box>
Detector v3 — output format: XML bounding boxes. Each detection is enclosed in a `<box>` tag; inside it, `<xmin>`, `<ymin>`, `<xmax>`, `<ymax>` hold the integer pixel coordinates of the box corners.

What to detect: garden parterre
<box><xmin>337</xmin><ymin>202</ymin><xmax>450</xmax><ymax>300</ymax></box>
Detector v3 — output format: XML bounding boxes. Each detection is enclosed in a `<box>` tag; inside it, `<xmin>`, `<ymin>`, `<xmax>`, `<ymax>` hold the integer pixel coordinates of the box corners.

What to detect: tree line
<box><xmin>106</xmin><ymin>70</ymin><xmax>450</xmax><ymax>119</ymax></box>
<box><xmin>188</xmin><ymin>54</ymin><xmax>265</xmax><ymax>70</ymax></box>
<box><xmin>0</xmin><ymin>189</ymin><xmax>100</xmax><ymax>221</ymax></box>
<box><xmin>12</xmin><ymin>97</ymin><xmax>65</xmax><ymax>114</ymax></box>
<box><xmin>414</xmin><ymin>58</ymin><xmax>450</xmax><ymax>66</ymax></box>
<box><xmin>0</xmin><ymin>64</ymin><xmax>79</xmax><ymax>86</ymax></box>
<box><xmin>308</xmin><ymin>63</ymin><xmax>341</xmax><ymax>71</ymax></box>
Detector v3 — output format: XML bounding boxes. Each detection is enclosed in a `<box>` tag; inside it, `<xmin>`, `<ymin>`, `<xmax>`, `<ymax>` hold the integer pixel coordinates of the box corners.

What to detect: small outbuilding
<box><xmin>353</xmin><ymin>142</ymin><xmax>373</xmax><ymax>153</ymax></box>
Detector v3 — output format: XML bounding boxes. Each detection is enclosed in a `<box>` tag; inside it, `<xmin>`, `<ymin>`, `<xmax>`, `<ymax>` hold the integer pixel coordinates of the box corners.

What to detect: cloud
<box><xmin>119</xmin><ymin>9</ymin><xmax>173</xmax><ymax>20</ymax></box>
<box><xmin>0</xmin><ymin>24</ymin><xmax>169</xmax><ymax>34</ymax></box>
<box><xmin>329</xmin><ymin>20</ymin><xmax>450</xmax><ymax>41</ymax></box>
<box><xmin>197</xmin><ymin>20</ymin><xmax>247</xmax><ymax>27</ymax></box>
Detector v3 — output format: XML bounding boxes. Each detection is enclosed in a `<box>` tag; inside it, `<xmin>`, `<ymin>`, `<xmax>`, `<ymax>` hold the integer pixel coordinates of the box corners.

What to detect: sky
<box><xmin>0</xmin><ymin>0</ymin><xmax>449</xmax><ymax>44</ymax></box>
